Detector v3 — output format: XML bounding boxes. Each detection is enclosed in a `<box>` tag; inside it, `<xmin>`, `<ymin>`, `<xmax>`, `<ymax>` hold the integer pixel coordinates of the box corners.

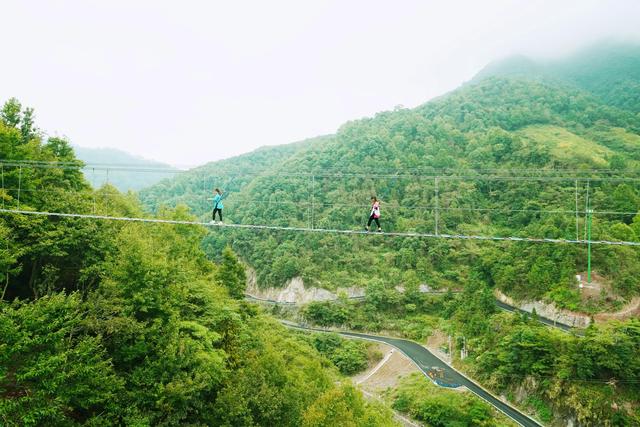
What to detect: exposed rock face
<box><xmin>419</xmin><ymin>284</ymin><xmax>434</xmax><ymax>293</ymax></box>
<box><xmin>246</xmin><ymin>270</ymin><xmax>364</xmax><ymax>304</ymax></box>
<box><xmin>495</xmin><ymin>290</ymin><xmax>640</xmax><ymax>327</ymax></box>
<box><xmin>494</xmin><ymin>290</ymin><xmax>592</xmax><ymax>328</ymax></box>
<box><xmin>246</xmin><ymin>268</ymin><xmax>450</xmax><ymax>304</ymax></box>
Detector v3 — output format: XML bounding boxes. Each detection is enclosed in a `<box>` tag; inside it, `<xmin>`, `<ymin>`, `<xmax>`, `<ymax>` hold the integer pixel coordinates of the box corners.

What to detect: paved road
<box><xmin>249</xmin><ymin>293</ymin><xmax>580</xmax><ymax>334</ymax></box>
<box><xmin>285</xmin><ymin>323</ymin><xmax>542</xmax><ymax>427</ymax></box>
<box><xmin>494</xmin><ymin>300</ymin><xmax>575</xmax><ymax>332</ymax></box>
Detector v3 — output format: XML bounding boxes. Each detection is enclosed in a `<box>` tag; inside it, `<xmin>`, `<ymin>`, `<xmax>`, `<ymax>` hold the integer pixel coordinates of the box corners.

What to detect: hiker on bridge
<box><xmin>366</xmin><ymin>196</ymin><xmax>382</xmax><ymax>232</ymax></box>
<box><xmin>211</xmin><ymin>188</ymin><xmax>224</xmax><ymax>224</ymax></box>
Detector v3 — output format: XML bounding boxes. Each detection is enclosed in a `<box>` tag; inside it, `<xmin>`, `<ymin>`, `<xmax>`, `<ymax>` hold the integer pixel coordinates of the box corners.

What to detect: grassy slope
<box><xmin>516</xmin><ymin>125</ymin><xmax>612</xmax><ymax>167</ymax></box>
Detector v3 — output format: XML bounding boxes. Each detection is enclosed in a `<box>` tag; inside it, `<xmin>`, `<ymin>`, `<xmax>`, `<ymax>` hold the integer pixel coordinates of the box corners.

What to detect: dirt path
<box><xmin>594</xmin><ymin>297</ymin><xmax>640</xmax><ymax>321</ymax></box>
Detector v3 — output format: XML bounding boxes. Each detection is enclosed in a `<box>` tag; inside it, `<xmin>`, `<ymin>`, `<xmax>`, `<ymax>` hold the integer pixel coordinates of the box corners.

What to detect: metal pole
<box><xmin>311</xmin><ymin>175</ymin><xmax>315</xmax><ymax>229</ymax></box>
<box><xmin>17</xmin><ymin>166</ymin><xmax>22</xmax><ymax>209</ymax></box>
<box><xmin>575</xmin><ymin>179</ymin><xmax>579</xmax><ymax>241</ymax></box>
<box><xmin>588</xmin><ymin>207</ymin><xmax>593</xmax><ymax>284</ymax></box>
<box><xmin>584</xmin><ymin>180</ymin><xmax>591</xmax><ymax>283</ymax></box>
<box><xmin>584</xmin><ymin>180</ymin><xmax>590</xmax><ymax>241</ymax></box>
<box><xmin>434</xmin><ymin>177</ymin><xmax>439</xmax><ymax>235</ymax></box>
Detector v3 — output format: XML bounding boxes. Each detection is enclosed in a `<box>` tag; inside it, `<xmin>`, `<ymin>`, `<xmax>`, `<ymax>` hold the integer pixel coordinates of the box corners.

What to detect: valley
<box><xmin>2</xmin><ymin>42</ymin><xmax>640</xmax><ymax>426</ymax></box>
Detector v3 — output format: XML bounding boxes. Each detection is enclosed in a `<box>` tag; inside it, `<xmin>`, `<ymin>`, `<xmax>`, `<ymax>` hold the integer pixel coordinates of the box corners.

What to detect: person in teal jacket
<box><xmin>211</xmin><ymin>188</ymin><xmax>224</xmax><ymax>224</ymax></box>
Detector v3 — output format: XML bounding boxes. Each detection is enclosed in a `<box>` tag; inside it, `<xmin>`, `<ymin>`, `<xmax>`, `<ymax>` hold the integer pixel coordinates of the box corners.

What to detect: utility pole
<box><xmin>434</xmin><ymin>177</ymin><xmax>439</xmax><ymax>235</ymax></box>
<box><xmin>311</xmin><ymin>174</ymin><xmax>315</xmax><ymax>229</ymax></box>
<box><xmin>575</xmin><ymin>180</ymin><xmax>579</xmax><ymax>241</ymax></box>
<box><xmin>584</xmin><ymin>179</ymin><xmax>592</xmax><ymax>284</ymax></box>
<box><xmin>587</xmin><ymin>207</ymin><xmax>593</xmax><ymax>284</ymax></box>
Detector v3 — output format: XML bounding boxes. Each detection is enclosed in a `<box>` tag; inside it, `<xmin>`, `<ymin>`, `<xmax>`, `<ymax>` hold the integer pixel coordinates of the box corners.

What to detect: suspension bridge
<box><xmin>2</xmin><ymin>160</ymin><xmax>639</xmax><ymax>426</ymax></box>
<box><xmin>1</xmin><ymin>160</ymin><xmax>639</xmax><ymax>248</ymax></box>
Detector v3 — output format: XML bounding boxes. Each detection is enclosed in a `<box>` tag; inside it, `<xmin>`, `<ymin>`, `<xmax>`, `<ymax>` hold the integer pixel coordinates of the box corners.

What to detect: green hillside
<box><xmin>4</xmin><ymin>40</ymin><xmax>640</xmax><ymax>426</ymax></box>
<box><xmin>143</xmin><ymin>71</ymin><xmax>640</xmax><ymax>311</ymax></box>
<box><xmin>0</xmin><ymin>100</ymin><xmax>396</xmax><ymax>426</ymax></box>
<box><xmin>474</xmin><ymin>41</ymin><xmax>640</xmax><ymax>113</ymax></box>
<box><xmin>138</xmin><ymin>54</ymin><xmax>640</xmax><ymax>424</ymax></box>
<box><xmin>140</xmin><ymin>135</ymin><xmax>331</xmax><ymax>215</ymax></box>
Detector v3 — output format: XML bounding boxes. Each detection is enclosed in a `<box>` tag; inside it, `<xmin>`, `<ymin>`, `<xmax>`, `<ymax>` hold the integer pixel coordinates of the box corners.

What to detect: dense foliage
<box><xmin>139</xmin><ymin>135</ymin><xmax>329</xmax><ymax>217</ymax></box>
<box><xmin>142</xmin><ymin>45</ymin><xmax>640</xmax><ymax>313</ymax></box>
<box><xmin>470</xmin><ymin>315</ymin><xmax>640</xmax><ymax>425</ymax></box>
<box><xmin>5</xmin><ymin>42</ymin><xmax>640</xmax><ymax>426</ymax></box>
<box><xmin>389</xmin><ymin>372</ymin><xmax>506</xmax><ymax>427</ymax></box>
<box><xmin>301</xmin><ymin>282</ymin><xmax>640</xmax><ymax>425</ymax></box>
<box><xmin>0</xmin><ymin>99</ymin><xmax>396</xmax><ymax>426</ymax></box>
<box><xmin>308</xmin><ymin>332</ymin><xmax>369</xmax><ymax>375</ymax></box>
<box><xmin>475</xmin><ymin>41</ymin><xmax>640</xmax><ymax>114</ymax></box>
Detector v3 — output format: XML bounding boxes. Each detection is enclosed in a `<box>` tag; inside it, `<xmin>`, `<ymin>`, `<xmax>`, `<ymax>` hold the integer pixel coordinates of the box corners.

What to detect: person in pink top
<box><xmin>366</xmin><ymin>196</ymin><xmax>382</xmax><ymax>232</ymax></box>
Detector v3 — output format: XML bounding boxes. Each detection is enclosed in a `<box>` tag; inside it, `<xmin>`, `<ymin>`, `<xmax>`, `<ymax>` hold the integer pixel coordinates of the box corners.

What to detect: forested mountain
<box><xmin>142</xmin><ymin>44</ymin><xmax>640</xmax><ymax>313</ymax></box>
<box><xmin>139</xmin><ymin>136</ymin><xmax>330</xmax><ymax>214</ymax></box>
<box><xmin>0</xmin><ymin>99</ymin><xmax>396</xmax><ymax>425</ymax></box>
<box><xmin>138</xmin><ymin>43</ymin><xmax>640</xmax><ymax>424</ymax></box>
<box><xmin>474</xmin><ymin>40</ymin><xmax>640</xmax><ymax>113</ymax></box>
<box><xmin>73</xmin><ymin>146</ymin><xmax>176</xmax><ymax>192</ymax></box>
<box><xmin>3</xmin><ymin>41</ymin><xmax>640</xmax><ymax>426</ymax></box>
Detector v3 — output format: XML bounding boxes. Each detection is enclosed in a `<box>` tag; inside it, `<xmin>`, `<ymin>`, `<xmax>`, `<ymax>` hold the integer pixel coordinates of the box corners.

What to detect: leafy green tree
<box><xmin>302</xmin><ymin>383</ymin><xmax>396</xmax><ymax>427</ymax></box>
<box><xmin>0</xmin><ymin>98</ymin><xmax>22</xmax><ymax>128</ymax></box>
<box><xmin>330</xmin><ymin>340</ymin><xmax>368</xmax><ymax>375</ymax></box>
<box><xmin>311</xmin><ymin>333</ymin><xmax>368</xmax><ymax>375</ymax></box>
<box><xmin>304</xmin><ymin>301</ymin><xmax>349</xmax><ymax>326</ymax></box>
<box><xmin>216</xmin><ymin>245</ymin><xmax>247</xmax><ymax>299</ymax></box>
<box><xmin>392</xmin><ymin>373</ymin><xmax>498</xmax><ymax>427</ymax></box>
<box><xmin>0</xmin><ymin>293</ymin><xmax>123</xmax><ymax>426</ymax></box>
<box><xmin>20</xmin><ymin>107</ymin><xmax>36</xmax><ymax>143</ymax></box>
<box><xmin>0</xmin><ymin>98</ymin><xmax>422</xmax><ymax>426</ymax></box>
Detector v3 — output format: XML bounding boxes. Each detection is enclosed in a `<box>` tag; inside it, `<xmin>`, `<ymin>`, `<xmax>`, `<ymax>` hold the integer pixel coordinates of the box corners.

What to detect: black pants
<box><xmin>367</xmin><ymin>214</ymin><xmax>380</xmax><ymax>228</ymax></box>
<box><xmin>213</xmin><ymin>208</ymin><xmax>223</xmax><ymax>221</ymax></box>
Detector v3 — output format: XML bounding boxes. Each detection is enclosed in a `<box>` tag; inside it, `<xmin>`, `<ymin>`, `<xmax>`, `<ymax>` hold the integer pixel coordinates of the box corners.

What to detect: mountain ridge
<box><xmin>74</xmin><ymin>145</ymin><xmax>177</xmax><ymax>191</ymax></box>
<box><xmin>141</xmin><ymin>43</ymin><xmax>640</xmax><ymax>314</ymax></box>
<box><xmin>472</xmin><ymin>40</ymin><xmax>640</xmax><ymax>113</ymax></box>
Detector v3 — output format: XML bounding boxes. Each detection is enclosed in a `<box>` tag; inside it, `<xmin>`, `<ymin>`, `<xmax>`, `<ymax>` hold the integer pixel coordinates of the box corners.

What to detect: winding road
<box><xmin>248</xmin><ymin>292</ymin><xmax>581</xmax><ymax>333</ymax></box>
<box><xmin>494</xmin><ymin>300</ymin><xmax>574</xmax><ymax>331</ymax></box>
<box><xmin>284</xmin><ymin>322</ymin><xmax>543</xmax><ymax>427</ymax></box>
<box><xmin>251</xmin><ymin>293</ymin><xmax>576</xmax><ymax>426</ymax></box>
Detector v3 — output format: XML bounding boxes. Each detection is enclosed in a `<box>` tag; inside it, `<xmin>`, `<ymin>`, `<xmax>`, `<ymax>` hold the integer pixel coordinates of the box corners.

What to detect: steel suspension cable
<box><xmin>1</xmin><ymin>208</ymin><xmax>639</xmax><ymax>247</ymax></box>
<box><xmin>2</xmin><ymin>160</ymin><xmax>640</xmax><ymax>182</ymax></box>
<box><xmin>4</xmin><ymin>187</ymin><xmax>639</xmax><ymax>216</ymax></box>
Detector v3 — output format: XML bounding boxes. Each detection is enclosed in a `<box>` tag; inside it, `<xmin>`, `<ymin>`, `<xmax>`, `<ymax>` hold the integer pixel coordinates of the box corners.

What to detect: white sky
<box><xmin>2</xmin><ymin>1</ymin><xmax>640</xmax><ymax>167</ymax></box>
